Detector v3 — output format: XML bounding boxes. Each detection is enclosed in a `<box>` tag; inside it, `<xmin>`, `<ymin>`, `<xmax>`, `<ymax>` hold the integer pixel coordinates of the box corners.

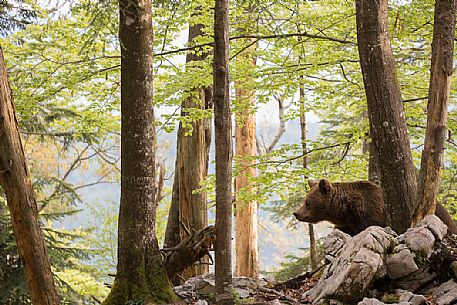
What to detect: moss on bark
<box><xmin>102</xmin><ymin>264</ymin><xmax>178</xmax><ymax>305</ymax></box>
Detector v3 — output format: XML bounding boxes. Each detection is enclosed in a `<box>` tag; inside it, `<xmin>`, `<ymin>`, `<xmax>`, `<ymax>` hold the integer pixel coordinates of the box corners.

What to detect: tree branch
<box><xmin>252</xmin><ymin>141</ymin><xmax>352</xmax><ymax>170</ymax></box>
<box><xmin>265</xmin><ymin>95</ymin><xmax>286</xmax><ymax>154</ymax></box>
<box><xmin>155</xmin><ymin>31</ymin><xmax>355</xmax><ymax>57</ymax></box>
<box><xmin>162</xmin><ymin>226</ymin><xmax>216</xmax><ymax>280</ymax></box>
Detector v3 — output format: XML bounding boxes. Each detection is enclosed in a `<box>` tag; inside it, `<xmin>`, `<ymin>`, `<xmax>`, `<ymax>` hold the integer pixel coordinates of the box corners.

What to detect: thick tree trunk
<box><xmin>413</xmin><ymin>0</ymin><xmax>456</xmax><ymax>225</ymax></box>
<box><xmin>164</xmin><ymin>21</ymin><xmax>212</xmax><ymax>283</ymax></box>
<box><xmin>299</xmin><ymin>79</ymin><xmax>317</xmax><ymax>271</ymax></box>
<box><xmin>101</xmin><ymin>0</ymin><xmax>176</xmax><ymax>303</ymax></box>
<box><xmin>178</xmin><ymin>23</ymin><xmax>211</xmax><ymax>280</ymax></box>
<box><xmin>214</xmin><ymin>0</ymin><xmax>233</xmax><ymax>303</ymax></box>
<box><xmin>0</xmin><ymin>46</ymin><xmax>61</xmax><ymax>305</ymax></box>
<box><xmin>235</xmin><ymin>38</ymin><xmax>259</xmax><ymax>279</ymax></box>
<box><xmin>356</xmin><ymin>0</ymin><xmax>417</xmax><ymax>234</ymax></box>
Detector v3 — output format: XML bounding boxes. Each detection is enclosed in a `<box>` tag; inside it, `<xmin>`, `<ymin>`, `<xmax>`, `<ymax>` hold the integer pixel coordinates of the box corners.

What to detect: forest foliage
<box><xmin>0</xmin><ymin>0</ymin><xmax>457</xmax><ymax>303</ymax></box>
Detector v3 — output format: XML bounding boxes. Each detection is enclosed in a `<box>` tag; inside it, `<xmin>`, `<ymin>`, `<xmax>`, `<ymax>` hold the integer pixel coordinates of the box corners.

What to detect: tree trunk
<box><xmin>299</xmin><ymin>78</ymin><xmax>317</xmax><ymax>271</ymax></box>
<box><xmin>0</xmin><ymin>46</ymin><xmax>61</xmax><ymax>305</ymax></box>
<box><xmin>165</xmin><ymin>21</ymin><xmax>212</xmax><ymax>283</ymax></box>
<box><xmin>164</xmin><ymin>161</ymin><xmax>181</xmax><ymax>250</ymax></box>
<box><xmin>234</xmin><ymin>38</ymin><xmax>259</xmax><ymax>279</ymax></box>
<box><xmin>413</xmin><ymin>0</ymin><xmax>456</xmax><ymax>225</ymax></box>
<box><xmin>356</xmin><ymin>0</ymin><xmax>417</xmax><ymax>234</ymax></box>
<box><xmin>367</xmin><ymin>136</ymin><xmax>381</xmax><ymax>185</ymax></box>
<box><xmin>362</xmin><ymin>111</ymin><xmax>381</xmax><ymax>185</ymax></box>
<box><xmin>101</xmin><ymin>0</ymin><xmax>176</xmax><ymax>303</ymax></box>
<box><xmin>164</xmin><ymin>226</ymin><xmax>216</xmax><ymax>278</ymax></box>
<box><xmin>214</xmin><ymin>0</ymin><xmax>233</xmax><ymax>303</ymax></box>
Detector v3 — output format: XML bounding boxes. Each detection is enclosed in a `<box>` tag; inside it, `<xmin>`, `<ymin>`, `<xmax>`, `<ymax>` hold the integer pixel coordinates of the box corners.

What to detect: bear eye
<box><xmin>305</xmin><ymin>200</ymin><xmax>310</xmax><ymax>207</ymax></box>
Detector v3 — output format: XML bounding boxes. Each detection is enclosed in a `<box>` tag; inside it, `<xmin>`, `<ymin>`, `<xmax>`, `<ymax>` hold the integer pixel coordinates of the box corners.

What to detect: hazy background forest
<box><xmin>1</xmin><ymin>0</ymin><xmax>456</xmax><ymax>303</ymax></box>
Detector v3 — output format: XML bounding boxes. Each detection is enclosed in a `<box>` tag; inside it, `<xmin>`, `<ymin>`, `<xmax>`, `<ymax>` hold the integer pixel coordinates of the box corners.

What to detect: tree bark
<box><xmin>102</xmin><ymin>0</ymin><xmax>176</xmax><ymax>303</ymax></box>
<box><xmin>165</xmin><ymin>21</ymin><xmax>212</xmax><ymax>283</ymax></box>
<box><xmin>362</xmin><ymin>111</ymin><xmax>381</xmax><ymax>185</ymax></box>
<box><xmin>164</xmin><ymin>161</ymin><xmax>181</xmax><ymax>250</ymax></box>
<box><xmin>234</xmin><ymin>37</ymin><xmax>259</xmax><ymax>279</ymax></box>
<box><xmin>214</xmin><ymin>0</ymin><xmax>233</xmax><ymax>303</ymax></box>
<box><xmin>413</xmin><ymin>0</ymin><xmax>456</xmax><ymax>225</ymax></box>
<box><xmin>356</xmin><ymin>0</ymin><xmax>417</xmax><ymax>234</ymax></box>
<box><xmin>0</xmin><ymin>46</ymin><xmax>61</xmax><ymax>305</ymax></box>
<box><xmin>164</xmin><ymin>226</ymin><xmax>216</xmax><ymax>279</ymax></box>
<box><xmin>299</xmin><ymin>80</ymin><xmax>317</xmax><ymax>271</ymax></box>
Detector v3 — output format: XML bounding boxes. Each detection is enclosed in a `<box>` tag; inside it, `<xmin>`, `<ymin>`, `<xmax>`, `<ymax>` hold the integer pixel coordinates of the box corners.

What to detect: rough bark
<box><xmin>299</xmin><ymin>79</ymin><xmax>317</xmax><ymax>271</ymax></box>
<box><xmin>413</xmin><ymin>0</ymin><xmax>456</xmax><ymax>225</ymax></box>
<box><xmin>0</xmin><ymin>46</ymin><xmax>61</xmax><ymax>305</ymax></box>
<box><xmin>101</xmin><ymin>0</ymin><xmax>176</xmax><ymax>303</ymax></box>
<box><xmin>164</xmin><ymin>225</ymin><xmax>216</xmax><ymax>278</ymax></box>
<box><xmin>362</xmin><ymin>112</ymin><xmax>381</xmax><ymax>185</ymax></box>
<box><xmin>178</xmin><ymin>23</ymin><xmax>212</xmax><ymax>280</ymax></box>
<box><xmin>164</xmin><ymin>20</ymin><xmax>212</xmax><ymax>283</ymax></box>
<box><xmin>234</xmin><ymin>37</ymin><xmax>259</xmax><ymax>279</ymax></box>
<box><xmin>367</xmin><ymin>137</ymin><xmax>381</xmax><ymax>185</ymax></box>
<box><xmin>214</xmin><ymin>0</ymin><xmax>233</xmax><ymax>303</ymax></box>
<box><xmin>164</xmin><ymin>161</ymin><xmax>180</xmax><ymax>250</ymax></box>
<box><xmin>356</xmin><ymin>0</ymin><xmax>417</xmax><ymax>234</ymax></box>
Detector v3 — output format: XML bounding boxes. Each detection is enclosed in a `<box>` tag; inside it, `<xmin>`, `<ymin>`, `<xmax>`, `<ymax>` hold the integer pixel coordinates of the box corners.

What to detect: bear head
<box><xmin>293</xmin><ymin>178</ymin><xmax>333</xmax><ymax>223</ymax></box>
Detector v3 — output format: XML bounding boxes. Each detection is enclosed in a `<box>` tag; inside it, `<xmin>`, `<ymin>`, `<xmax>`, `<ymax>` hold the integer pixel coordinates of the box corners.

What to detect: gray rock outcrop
<box><xmin>304</xmin><ymin>215</ymin><xmax>452</xmax><ymax>304</ymax></box>
<box><xmin>303</xmin><ymin>226</ymin><xmax>394</xmax><ymax>303</ymax></box>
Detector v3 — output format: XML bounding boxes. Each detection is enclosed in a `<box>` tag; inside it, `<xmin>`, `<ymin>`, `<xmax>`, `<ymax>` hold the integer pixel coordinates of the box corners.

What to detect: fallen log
<box><xmin>162</xmin><ymin>225</ymin><xmax>216</xmax><ymax>282</ymax></box>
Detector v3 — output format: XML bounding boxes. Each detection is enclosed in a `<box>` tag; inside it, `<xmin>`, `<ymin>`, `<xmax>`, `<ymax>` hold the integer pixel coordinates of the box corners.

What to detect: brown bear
<box><xmin>293</xmin><ymin>179</ymin><xmax>457</xmax><ymax>236</ymax></box>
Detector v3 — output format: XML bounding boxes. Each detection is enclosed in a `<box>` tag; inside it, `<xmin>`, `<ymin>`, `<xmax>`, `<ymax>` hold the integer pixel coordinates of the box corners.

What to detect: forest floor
<box><xmin>171</xmin><ymin>232</ymin><xmax>457</xmax><ymax>305</ymax></box>
<box><xmin>170</xmin><ymin>272</ymin><xmax>444</xmax><ymax>305</ymax></box>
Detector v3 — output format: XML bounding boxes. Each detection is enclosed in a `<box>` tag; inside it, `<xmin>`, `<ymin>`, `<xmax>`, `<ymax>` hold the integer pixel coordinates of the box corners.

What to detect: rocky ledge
<box><xmin>172</xmin><ymin>215</ymin><xmax>457</xmax><ymax>305</ymax></box>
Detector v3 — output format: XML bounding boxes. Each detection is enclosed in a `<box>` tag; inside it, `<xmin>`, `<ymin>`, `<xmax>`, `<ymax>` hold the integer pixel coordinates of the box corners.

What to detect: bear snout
<box><xmin>293</xmin><ymin>211</ymin><xmax>306</xmax><ymax>221</ymax></box>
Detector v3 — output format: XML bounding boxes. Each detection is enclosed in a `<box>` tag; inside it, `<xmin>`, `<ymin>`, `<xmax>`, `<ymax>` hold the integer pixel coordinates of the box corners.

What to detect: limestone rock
<box><xmin>358</xmin><ymin>291</ymin><xmax>426</xmax><ymax>305</ymax></box>
<box><xmin>357</xmin><ymin>298</ymin><xmax>386</xmax><ymax>305</ymax></box>
<box><xmin>417</xmin><ymin>214</ymin><xmax>448</xmax><ymax>241</ymax></box>
<box><xmin>396</xmin><ymin>290</ymin><xmax>426</xmax><ymax>305</ymax></box>
<box><xmin>386</xmin><ymin>246</ymin><xmax>418</xmax><ymax>280</ymax></box>
<box><xmin>403</xmin><ymin>227</ymin><xmax>435</xmax><ymax>258</ymax></box>
<box><xmin>303</xmin><ymin>226</ymin><xmax>393</xmax><ymax>303</ymax></box>
<box><xmin>393</xmin><ymin>266</ymin><xmax>437</xmax><ymax>292</ymax></box>
<box><xmin>174</xmin><ymin>274</ymin><xmax>267</xmax><ymax>301</ymax></box>
<box><xmin>323</xmin><ymin>229</ymin><xmax>351</xmax><ymax>262</ymax></box>
<box><xmin>426</xmin><ymin>279</ymin><xmax>457</xmax><ymax>305</ymax></box>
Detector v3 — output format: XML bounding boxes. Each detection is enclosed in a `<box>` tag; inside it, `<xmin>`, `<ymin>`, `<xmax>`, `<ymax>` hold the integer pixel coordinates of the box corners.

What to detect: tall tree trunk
<box><xmin>299</xmin><ymin>79</ymin><xmax>317</xmax><ymax>271</ymax></box>
<box><xmin>214</xmin><ymin>0</ymin><xmax>233</xmax><ymax>303</ymax></box>
<box><xmin>234</xmin><ymin>37</ymin><xmax>258</xmax><ymax>279</ymax></box>
<box><xmin>0</xmin><ymin>46</ymin><xmax>61</xmax><ymax>305</ymax></box>
<box><xmin>102</xmin><ymin>0</ymin><xmax>176</xmax><ymax>303</ymax></box>
<box><xmin>164</xmin><ymin>21</ymin><xmax>212</xmax><ymax>283</ymax></box>
<box><xmin>413</xmin><ymin>0</ymin><xmax>456</xmax><ymax>225</ymax></box>
<box><xmin>356</xmin><ymin>0</ymin><xmax>417</xmax><ymax>234</ymax></box>
<box><xmin>164</xmin><ymin>160</ymin><xmax>181</xmax><ymax>250</ymax></box>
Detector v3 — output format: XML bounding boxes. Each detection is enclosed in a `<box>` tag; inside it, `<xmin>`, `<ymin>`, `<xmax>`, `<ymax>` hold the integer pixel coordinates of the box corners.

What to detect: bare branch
<box><xmin>155</xmin><ymin>31</ymin><xmax>355</xmax><ymax>57</ymax></box>
<box><xmin>251</xmin><ymin>141</ymin><xmax>353</xmax><ymax>170</ymax></box>
<box><xmin>264</xmin><ymin>95</ymin><xmax>286</xmax><ymax>154</ymax></box>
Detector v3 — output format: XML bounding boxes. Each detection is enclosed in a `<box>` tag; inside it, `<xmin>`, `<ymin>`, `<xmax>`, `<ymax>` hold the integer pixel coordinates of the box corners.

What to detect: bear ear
<box><xmin>308</xmin><ymin>179</ymin><xmax>319</xmax><ymax>188</ymax></box>
<box><xmin>319</xmin><ymin>179</ymin><xmax>333</xmax><ymax>194</ymax></box>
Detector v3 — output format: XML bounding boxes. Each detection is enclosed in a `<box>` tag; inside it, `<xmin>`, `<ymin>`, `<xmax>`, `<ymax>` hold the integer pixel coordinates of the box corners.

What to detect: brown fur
<box><xmin>293</xmin><ymin>179</ymin><xmax>457</xmax><ymax>236</ymax></box>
